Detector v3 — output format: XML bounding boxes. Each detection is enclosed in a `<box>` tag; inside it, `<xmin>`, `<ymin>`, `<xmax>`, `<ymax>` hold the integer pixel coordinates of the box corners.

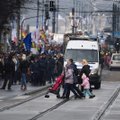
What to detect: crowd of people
<box><xmin>0</xmin><ymin>42</ymin><xmax>97</xmax><ymax>100</ymax></box>
<box><xmin>0</xmin><ymin>44</ymin><xmax>64</xmax><ymax>91</ymax></box>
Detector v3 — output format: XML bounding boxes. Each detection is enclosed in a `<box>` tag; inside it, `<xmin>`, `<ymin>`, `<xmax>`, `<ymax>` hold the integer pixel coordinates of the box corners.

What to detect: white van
<box><xmin>64</xmin><ymin>38</ymin><xmax>102</xmax><ymax>89</ymax></box>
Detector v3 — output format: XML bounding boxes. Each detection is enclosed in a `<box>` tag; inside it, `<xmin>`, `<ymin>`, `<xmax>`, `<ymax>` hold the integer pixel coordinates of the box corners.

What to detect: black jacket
<box><xmin>4</xmin><ymin>58</ymin><xmax>15</xmax><ymax>74</ymax></box>
<box><xmin>80</xmin><ymin>65</ymin><xmax>91</xmax><ymax>78</ymax></box>
<box><xmin>20</xmin><ymin>60</ymin><xmax>29</xmax><ymax>74</ymax></box>
<box><xmin>78</xmin><ymin>64</ymin><xmax>91</xmax><ymax>84</ymax></box>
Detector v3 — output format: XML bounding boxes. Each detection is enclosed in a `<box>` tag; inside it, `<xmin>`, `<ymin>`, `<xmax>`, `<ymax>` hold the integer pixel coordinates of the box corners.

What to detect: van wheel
<box><xmin>95</xmin><ymin>82</ymin><xmax>101</xmax><ymax>89</ymax></box>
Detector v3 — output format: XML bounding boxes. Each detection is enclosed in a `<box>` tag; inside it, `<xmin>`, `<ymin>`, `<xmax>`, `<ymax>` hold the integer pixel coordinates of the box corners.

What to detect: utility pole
<box><xmin>42</xmin><ymin>0</ymin><xmax>44</xmax><ymax>29</ymax></box>
<box><xmin>56</xmin><ymin>0</ymin><xmax>59</xmax><ymax>33</ymax></box>
<box><xmin>50</xmin><ymin>0</ymin><xmax>56</xmax><ymax>33</ymax></box>
<box><xmin>44</xmin><ymin>0</ymin><xmax>49</xmax><ymax>31</ymax></box>
<box><xmin>72</xmin><ymin>8</ymin><xmax>75</xmax><ymax>33</ymax></box>
<box><xmin>52</xmin><ymin>8</ymin><xmax>56</xmax><ymax>33</ymax></box>
<box><xmin>17</xmin><ymin>0</ymin><xmax>21</xmax><ymax>42</ymax></box>
<box><xmin>36</xmin><ymin>0</ymin><xmax>40</xmax><ymax>29</ymax></box>
<box><xmin>112</xmin><ymin>3</ymin><xmax>115</xmax><ymax>40</ymax></box>
<box><xmin>72</xmin><ymin>0</ymin><xmax>76</xmax><ymax>33</ymax></box>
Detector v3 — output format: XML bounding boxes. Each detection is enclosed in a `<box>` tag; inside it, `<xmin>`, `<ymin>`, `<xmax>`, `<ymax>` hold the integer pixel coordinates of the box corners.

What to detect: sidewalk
<box><xmin>0</xmin><ymin>81</ymin><xmax>51</xmax><ymax>100</ymax></box>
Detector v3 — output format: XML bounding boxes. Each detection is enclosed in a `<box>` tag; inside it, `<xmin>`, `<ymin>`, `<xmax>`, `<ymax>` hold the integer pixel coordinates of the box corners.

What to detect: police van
<box><xmin>64</xmin><ymin>36</ymin><xmax>102</xmax><ymax>89</ymax></box>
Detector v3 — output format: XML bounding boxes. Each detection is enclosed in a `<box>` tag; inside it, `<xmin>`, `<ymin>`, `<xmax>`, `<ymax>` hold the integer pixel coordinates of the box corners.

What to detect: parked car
<box><xmin>109</xmin><ymin>53</ymin><xmax>120</xmax><ymax>70</ymax></box>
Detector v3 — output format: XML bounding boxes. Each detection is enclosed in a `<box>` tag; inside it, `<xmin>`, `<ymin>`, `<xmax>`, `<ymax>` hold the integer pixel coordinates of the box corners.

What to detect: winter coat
<box><xmin>0</xmin><ymin>61</ymin><xmax>4</xmax><ymax>74</ymax></box>
<box><xmin>47</xmin><ymin>57</ymin><xmax>55</xmax><ymax>72</ymax></box>
<box><xmin>38</xmin><ymin>58</ymin><xmax>47</xmax><ymax>72</ymax></box>
<box><xmin>64</xmin><ymin>65</ymin><xmax>74</xmax><ymax>84</ymax></box>
<box><xmin>20</xmin><ymin>60</ymin><xmax>29</xmax><ymax>74</ymax></box>
<box><xmin>30</xmin><ymin>61</ymin><xmax>39</xmax><ymax>74</ymax></box>
<box><xmin>4</xmin><ymin>58</ymin><xmax>15</xmax><ymax>75</ymax></box>
<box><xmin>81</xmin><ymin>74</ymin><xmax>90</xmax><ymax>89</ymax></box>
<box><xmin>69</xmin><ymin>63</ymin><xmax>78</xmax><ymax>84</ymax></box>
<box><xmin>80</xmin><ymin>65</ymin><xmax>91</xmax><ymax>78</ymax></box>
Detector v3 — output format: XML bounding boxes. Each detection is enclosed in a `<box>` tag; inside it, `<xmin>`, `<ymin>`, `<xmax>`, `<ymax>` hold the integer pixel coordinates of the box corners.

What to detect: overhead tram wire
<box><xmin>20</xmin><ymin>6</ymin><xmax>119</xmax><ymax>15</ymax></box>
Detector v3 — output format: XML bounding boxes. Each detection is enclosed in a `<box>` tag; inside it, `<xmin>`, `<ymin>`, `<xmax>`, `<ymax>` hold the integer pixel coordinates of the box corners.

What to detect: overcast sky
<box><xmin>21</xmin><ymin>0</ymin><xmax>113</xmax><ymax>33</ymax></box>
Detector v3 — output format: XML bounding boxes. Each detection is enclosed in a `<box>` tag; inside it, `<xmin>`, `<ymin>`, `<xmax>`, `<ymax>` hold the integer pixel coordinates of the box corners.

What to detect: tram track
<box><xmin>28</xmin><ymin>86</ymin><xmax>120</xmax><ymax>120</ymax></box>
<box><xmin>29</xmin><ymin>97</ymin><xmax>71</xmax><ymax>120</ymax></box>
<box><xmin>0</xmin><ymin>86</ymin><xmax>51</xmax><ymax>112</ymax></box>
<box><xmin>92</xmin><ymin>85</ymin><xmax>120</xmax><ymax>120</ymax></box>
<box><xmin>0</xmin><ymin>86</ymin><xmax>74</xmax><ymax>120</ymax></box>
<box><xmin>0</xmin><ymin>83</ymin><xmax>120</xmax><ymax>120</ymax></box>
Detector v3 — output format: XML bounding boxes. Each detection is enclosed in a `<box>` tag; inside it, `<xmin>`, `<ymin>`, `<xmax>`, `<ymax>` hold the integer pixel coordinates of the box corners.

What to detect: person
<box><xmin>68</xmin><ymin>59</ymin><xmax>84</xmax><ymax>98</ymax></box>
<box><xmin>1</xmin><ymin>54</ymin><xmax>15</xmax><ymax>90</ymax></box>
<box><xmin>114</xmin><ymin>39</ymin><xmax>120</xmax><ymax>53</ymax></box>
<box><xmin>54</xmin><ymin>54</ymin><xmax>63</xmax><ymax>77</ymax></box>
<box><xmin>79</xmin><ymin>59</ymin><xmax>91</xmax><ymax>80</ymax></box>
<box><xmin>12</xmin><ymin>55</ymin><xmax>20</xmax><ymax>85</ymax></box>
<box><xmin>30</xmin><ymin>56</ymin><xmax>39</xmax><ymax>86</ymax></box>
<box><xmin>19</xmin><ymin>54</ymin><xmax>29</xmax><ymax>91</ymax></box>
<box><xmin>47</xmin><ymin>54</ymin><xmax>55</xmax><ymax>84</ymax></box>
<box><xmin>79</xmin><ymin>59</ymin><xmax>94</xmax><ymax>94</ymax></box>
<box><xmin>38</xmin><ymin>53</ymin><xmax>47</xmax><ymax>86</ymax></box>
<box><xmin>0</xmin><ymin>56</ymin><xmax>4</xmax><ymax>81</ymax></box>
<box><xmin>62</xmin><ymin>59</ymin><xmax>80</xmax><ymax>99</ymax></box>
<box><xmin>81</xmin><ymin>73</ymin><xmax>95</xmax><ymax>98</ymax></box>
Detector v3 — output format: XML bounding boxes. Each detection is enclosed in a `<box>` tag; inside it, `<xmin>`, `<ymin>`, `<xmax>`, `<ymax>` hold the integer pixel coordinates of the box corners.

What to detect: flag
<box><xmin>22</xmin><ymin>30</ymin><xmax>27</xmax><ymax>38</ymax></box>
<box><xmin>23</xmin><ymin>33</ymin><xmax>32</xmax><ymax>51</ymax></box>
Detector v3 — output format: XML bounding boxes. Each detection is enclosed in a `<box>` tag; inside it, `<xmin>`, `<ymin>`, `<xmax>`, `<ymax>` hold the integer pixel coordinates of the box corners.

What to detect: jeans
<box><xmin>21</xmin><ymin>73</ymin><xmax>27</xmax><ymax>87</ymax></box>
<box><xmin>63</xmin><ymin>83</ymin><xmax>78</xmax><ymax>98</ymax></box>
<box><xmin>82</xmin><ymin>89</ymin><xmax>92</xmax><ymax>97</ymax></box>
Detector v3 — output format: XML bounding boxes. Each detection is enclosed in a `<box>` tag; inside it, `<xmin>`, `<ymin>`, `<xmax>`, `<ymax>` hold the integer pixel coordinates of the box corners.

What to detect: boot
<box><xmin>89</xmin><ymin>95</ymin><xmax>95</xmax><ymax>99</ymax></box>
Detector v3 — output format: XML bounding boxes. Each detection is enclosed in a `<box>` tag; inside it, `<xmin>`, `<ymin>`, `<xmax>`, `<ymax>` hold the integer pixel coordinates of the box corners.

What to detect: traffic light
<box><xmin>45</xmin><ymin>4</ymin><xmax>50</xmax><ymax>19</ymax></box>
<box><xmin>45</xmin><ymin>11</ymin><xmax>50</xmax><ymax>19</ymax></box>
<box><xmin>49</xmin><ymin>0</ymin><xmax>56</xmax><ymax>11</ymax></box>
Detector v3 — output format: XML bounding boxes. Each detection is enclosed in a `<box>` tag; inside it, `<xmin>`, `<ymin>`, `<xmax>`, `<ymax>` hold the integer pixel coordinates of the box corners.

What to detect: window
<box><xmin>113</xmin><ymin>55</ymin><xmax>120</xmax><ymax>60</ymax></box>
<box><xmin>64</xmin><ymin>49</ymin><xmax>98</xmax><ymax>62</ymax></box>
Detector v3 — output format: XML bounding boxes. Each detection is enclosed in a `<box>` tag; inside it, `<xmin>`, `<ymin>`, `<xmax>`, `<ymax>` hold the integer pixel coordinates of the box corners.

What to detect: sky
<box><xmin>21</xmin><ymin>0</ymin><xmax>113</xmax><ymax>33</ymax></box>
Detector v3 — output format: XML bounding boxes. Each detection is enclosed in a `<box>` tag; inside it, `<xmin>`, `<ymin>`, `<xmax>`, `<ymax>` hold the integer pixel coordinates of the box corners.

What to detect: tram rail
<box><xmin>0</xmin><ymin>84</ymin><xmax>120</xmax><ymax>120</ymax></box>
<box><xmin>0</xmin><ymin>86</ymin><xmax>51</xmax><ymax>112</ymax></box>
<box><xmin>92</xmin><ymin>85</ymin><xmax>120</xmax><ymax>120</ymax></box>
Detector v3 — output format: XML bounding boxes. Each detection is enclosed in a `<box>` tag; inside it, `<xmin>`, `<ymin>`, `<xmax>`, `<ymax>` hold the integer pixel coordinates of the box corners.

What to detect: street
<box><xmin>0</xmin><ymin>0</ymin><xmax>120</xmax><ymax>120</ymax></box>
<box><xmin>0</xmin><ymin>69</ymin><xmax>119</xmax><ymax>120</ymax></box>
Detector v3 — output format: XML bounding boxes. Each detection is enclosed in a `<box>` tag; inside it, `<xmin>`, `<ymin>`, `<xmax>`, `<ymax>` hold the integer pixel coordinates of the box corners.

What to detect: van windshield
<box><xmin>64</xmin><ymin>49</ymin><xmax>98</xmax><ymax>62</ymax></box>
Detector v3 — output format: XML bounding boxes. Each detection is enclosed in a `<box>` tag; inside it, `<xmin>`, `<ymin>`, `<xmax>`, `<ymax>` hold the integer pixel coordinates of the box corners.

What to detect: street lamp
<box><xmin>21</xmin><ymin>15</ymin><xmax>42</xmax><ymax>40</ymax></box>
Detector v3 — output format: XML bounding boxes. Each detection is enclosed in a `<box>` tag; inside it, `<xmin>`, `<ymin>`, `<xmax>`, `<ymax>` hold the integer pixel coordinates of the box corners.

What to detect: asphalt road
<box><xmin>0</xmin><ymin>69</ymin><xmax>119</xmax><ymax>120</ymax></box>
